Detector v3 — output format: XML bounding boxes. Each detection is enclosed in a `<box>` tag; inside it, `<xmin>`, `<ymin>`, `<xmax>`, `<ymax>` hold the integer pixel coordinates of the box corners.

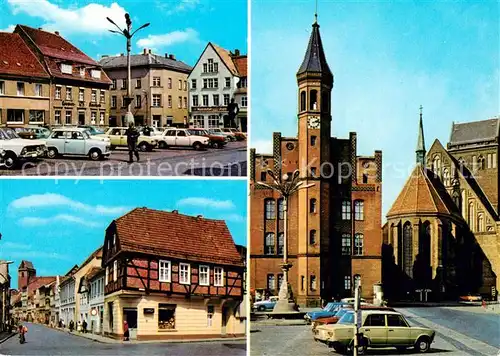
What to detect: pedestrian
<box><xmin>123</xmin><ymin>321</ymin><xmax>129</xmax><ymax>341</ymax></box>
<box><xmin>69</xmin><ymin>320</ymin><xmax>74</xmax><ymax>332</ymax></box>
<box><xmin>82</xmin><ymin>320</ymin><xmax>88</xmax><ymax>333</ymax></box>
<box><xmin>125</xmin><ymin>122</ymin><xmax>140</xmax><ymax>163</ymax></box>
<box><xmin>77</xmin><ymin>320</ymin><xmax>82</xmax><ymax>332</ymax></box>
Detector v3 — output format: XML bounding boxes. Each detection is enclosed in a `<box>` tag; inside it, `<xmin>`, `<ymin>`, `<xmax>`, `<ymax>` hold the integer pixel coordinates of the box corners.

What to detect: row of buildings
<box><xmin>249</xmin><ymin>18</ymin><xmax>499</xmax><ymax>306</ymax></box>
<box><xmin>11</xmin><ymin>208</ymin><xmax>246</xmax><ymax>340</ymax></box>
<box><xmin>0</xmin><ymin>25</ymin><xmax>247</xmax><ymax>131</ymax></box>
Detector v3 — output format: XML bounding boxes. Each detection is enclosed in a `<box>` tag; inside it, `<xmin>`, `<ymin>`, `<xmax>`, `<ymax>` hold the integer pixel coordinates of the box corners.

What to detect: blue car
<box><xmin>304</xmin><ymin>302</ymin><xmax>344</xmax><ymax>323</ymax></box>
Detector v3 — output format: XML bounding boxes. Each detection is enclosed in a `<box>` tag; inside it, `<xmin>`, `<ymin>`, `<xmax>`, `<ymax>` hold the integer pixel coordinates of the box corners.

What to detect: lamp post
<box><xmin>257</xmin><ymin>169</ymin><xmax>314</xmax><ymax>312</ymax></box>
<box><xmin>107</xmin><ymin>14</ymin><xmax>150</xmax><ymax>126</ymax></box>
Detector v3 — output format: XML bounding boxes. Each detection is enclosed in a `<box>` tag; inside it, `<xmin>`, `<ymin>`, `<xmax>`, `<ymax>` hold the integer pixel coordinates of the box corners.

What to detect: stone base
<box><xmin>272</xmin><ymin>300</ymin><xmax>296</xmax><ymax>313</ymax></box>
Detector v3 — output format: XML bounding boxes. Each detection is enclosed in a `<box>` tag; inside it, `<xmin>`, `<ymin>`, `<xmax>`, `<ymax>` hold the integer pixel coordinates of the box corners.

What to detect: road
<box><xmin>0</xmin><ymin>141</ymin><xmax>247</xmax><ymax>177</ymax></box>
<box><xmin>0</xmin><ymin>323</ymin><xmax>246</xmax><ymax>355</ymax></box>
<box><xmin>250</xmin><ymin>306</ymin><xmax>500</xmax><ymax>355</ymax></box>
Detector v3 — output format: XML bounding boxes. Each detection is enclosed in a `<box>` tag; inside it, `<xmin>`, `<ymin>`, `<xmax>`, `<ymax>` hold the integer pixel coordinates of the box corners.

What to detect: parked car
<box><xmin>312</xmin><ymin>305</ymin><xmax>396</xmax><ymax>331</ymax></box>
<box><xmin>46</xmin><ymin>128</ymin><xmax>111</xmax><ymax>161</ymax></box>
<box><xmin>459</xmin><ymin>294</ymin><xmax>483</xmax><ymax>302</ymax></box>
<box><xmin>189</xmin><ymin>128</ymin><xmax>227</xmax><ymax>149</ymax></box>
<box><xmin>209</xmin><ymin>128</ymin><xmax>236</xmax><ymax>141</ymax></box>
<box><xmin>96</xmin><ymin>127</ymin><xmax>157</xmax><ymax>151</ymax></box>
<box><xmin>221</xmin><ymin>128</ymin><xmax>246</xmax><ymax>141</ymax></box>
<box><xmin>314</xmin><ymin>310</ymin><xmax>435</xmax><ymax>354</ymax></box>
<box><xmin>156</xmin><ymin>128</ymin><xmax>209</xmax><ymax>150</ymax></box>
<box><xmin>78</xmin><ymin>125</ymin><xmax>105</xmax><ymax>136</ymax></box>
<box><xmin>253</xmin><ymin>296</ymin><xmax>279</xmax><ymax>311</ymax></box>
<box><xmin>305</xmin><ymin>302</ymin><xmax>345</xmax><ymax>324</ymax></box>
<box><xmin>0</xmin><ymin>127</ymin><xmax>47</xmax><ymax>169</ymax></box>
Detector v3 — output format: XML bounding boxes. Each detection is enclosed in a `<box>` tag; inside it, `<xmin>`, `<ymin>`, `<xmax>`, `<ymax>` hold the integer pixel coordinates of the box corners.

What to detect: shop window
<box><xmin>158</xmin><ymin>304</ymin><xmax>176</xmax><ymax>330</ymax></box>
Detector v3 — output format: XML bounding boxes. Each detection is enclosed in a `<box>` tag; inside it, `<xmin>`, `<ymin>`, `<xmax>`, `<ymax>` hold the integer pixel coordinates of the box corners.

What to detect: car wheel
<box><xmin>3</xmin><ymin>152</ymin><xmax>17</xmax><ymax>170</ymax></box>
<box><xmin>158</xmin><ymin>141</ymin><xmax>167</xmax><ymax>149</ymax></box>
<box><xmin>139</xmin><ymin>142</ymin><xmax>149</xmax><ymax>152</ymax></box>
<box><xmin>332</xmin><ymin>344</ymin><xmax>347</xmax><ymax>354</ymax></box>
<box><xmin>257</xmin><ymin>305</ymin><xmax>266</xmax><ymax>312</ymax></box>
<box><xmin>193</xmin><ymin>142</ymin><xmax>202</xmax><ymax>150</ymax></box>
<box><xmin>47</xmin><ymin>147</ymin><xmax>58</xmax><ymax>159</ymax></box>
<box><xmin>212</xmin><ymin>142</ymin><xmax>220</xmax><ymax>149</ymax></box>
<box><xmin>89</xmin><ymin>149</ymin><xmax>102</xmax><ymax>161</ymax></box>
<box><xmin>415</xmin><ymin>336</ymin><xmax>431</xmax><ymax>353</ymax></box>
<box><xmin>348</xmin><ymin>338</ymin><xmax>367</xmax><ymax>355</ymax></box>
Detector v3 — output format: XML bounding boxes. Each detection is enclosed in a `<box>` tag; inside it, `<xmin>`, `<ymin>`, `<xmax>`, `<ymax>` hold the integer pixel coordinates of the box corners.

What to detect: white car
<box><xmin>0</xmin><ymin>127</ymin><xmax>47</xmax><ymax>169</ymax></box>
<box><xmin>46</xmin><ymin>128</ymin><xmax>111</xmax><ymax>161</ymax></box>
<box><xmin>157</xmin><ymin>129</ymin><xmax>209</xmax><ymax>150</ymax></box>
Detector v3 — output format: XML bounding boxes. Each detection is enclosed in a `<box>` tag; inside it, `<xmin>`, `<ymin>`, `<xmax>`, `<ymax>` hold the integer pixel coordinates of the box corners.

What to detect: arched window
<box><xmin>354</xmin><ymin>233</ymin><xmax>364</xmax><ymax>255</ymax></box>
<box><xmin>461</xmin><ymin>190</ymin><xmax>466</xmax><ymax>217</ymax></box>
<box><xmin>402</xmin><ymin>222</ymin><xmax>413</xmax><ymax>277</ymax></box>
<box><xmin>468</xmin><ymin>201</ymin><xmax>475</xmax><ymax>230</ymax></box>
<box><xmin>310</xmin><ymin>198</ymin><xmax>317</xmax><ymax>213</ymax></box>
<box><xmin>432</xmin><ymin>154</ymin><xmax>441</xmax><ymax>176</ymax></box>
<box><xmin>443</xmin><ymin>168</ymin><xmax>450</xmax><ymax>186</ymax></box>
<box><xmin>478</xmin><ymin>214</ymin><xmax>485</xmax><ymax>232</ymax></box>
<box><xmin>321</xmin><ymin>91</ymin><xmax>329</xmax><ymax>112</ymax></box>
<box><xmin>472</xmin><ymin>156</ymin><xmax>477</xmax><ymax>170</ymax></box>
<box><xmin>310</xmin><ymin>275</ymin><xmax>317</xmax><ymax>291</ymax></box>
<box><xmin>277</xmin><ymin>233</ymin><xmax>284</xmax><ymax>255</ymax></box>
<box><xmin>310</xmin><ymin>90</ymin><xmax>318</xmax><ymax>111</ymax></box>
<box><xmin>309</xmin><ymin>230</ymin><xmax>317</xmax><ymax>245</ymax></box>
<box><xmin>458</xmin><ymin>157</ymin><xmax>466</xmax><ymax>172</ymax></box>
<box><xmin>420</xmin><ymin>221</ymin><xmax>431</xmax><ymax>268</ymax></box>
<box><xmin>277</xmin><ymin>198</ymin><xmax>284</xmax><ymax>220</ymax></box>
<box><xmin>264</xmin><ymin>199</ymin><xmax>276</xmax><ymax>220</ymax></box>
<box><xmin>452</xmin><ymin>191</ymin><xmax>461</xmax><ymax>211</ymax></box>
<box><xmin>478</xmin><ymin>156</ymin><xmax>485</xmax><ymax>170</ymax></box>
<box><xmin>341</xmin><ymin>201</ymin><xmax>351</xmax><ymax>220</ymax></box>
<box><xmin>354</xmin><ymin>200</ymin><xmax>364</xmax><ymax>220</ymax></box>
<box><xmin>300</xmin><ymin>91</ymin><xmax>306</xmax><ymax>112</ymax></box>
<box><xmin>264</xmin><ymin>233</ymin><xmax>275</xmax><ymax>255</ymax></box>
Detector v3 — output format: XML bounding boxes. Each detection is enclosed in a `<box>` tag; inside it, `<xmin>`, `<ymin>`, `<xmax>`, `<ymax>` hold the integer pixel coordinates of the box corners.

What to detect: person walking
<box><xmin>69</xmin><ymin>320</ymin><xmax>74</xmax><ymax>332</ymax></box>
<box><xmin>123</xmin><ymin>321</ymin><xmax>129</xmax><ymax>341</ymax></box>
<box><xmin>125</xmin><ymin>123</ymin><xmax>140</xmax><ymax>163</ymax></box>
<box><xmin>82</xmin><ymin>320</ymin><xmax>87</xmax><ymax>333</ymax></box>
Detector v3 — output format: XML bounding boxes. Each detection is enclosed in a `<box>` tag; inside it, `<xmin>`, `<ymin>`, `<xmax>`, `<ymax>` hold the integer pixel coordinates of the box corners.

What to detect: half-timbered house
<box><xmin>101</xmin><ymin>208</ymin><xmax>245</xmax><ymax>340</ymax></box>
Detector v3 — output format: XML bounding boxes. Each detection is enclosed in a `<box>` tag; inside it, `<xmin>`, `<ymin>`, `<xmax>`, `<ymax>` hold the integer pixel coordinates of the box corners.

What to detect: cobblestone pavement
<box><xmin>0</xmin><ymin>323</ymin><xmax>246</xmax><ymax>355</ymax></box>
<box><xmin>250</xmin><ymin>306</ymin><xmax>500</xmax><ymax>356</ymax></box>
<box><xmin>0</xmin><ymin>141</ymin><xmax>247</xmax><ymax>177</ymax></box>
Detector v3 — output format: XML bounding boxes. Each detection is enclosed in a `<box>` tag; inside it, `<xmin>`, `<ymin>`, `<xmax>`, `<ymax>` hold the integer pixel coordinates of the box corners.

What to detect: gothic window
<box><xmin>309</xmin><ymin>230</ymin><xmax>317</xmax><ymax>245</ymax></box>
<box><xmin>452</xmin><ymin>191</ymin><xmax>461</xmax><ymax>211</ymax></box>
<box><xmin>478</xmin><ymin>214</ymin><xmax>484</xmax><ymax>232</ymax></box>
<box><xmin>354</xmin><ymin>200</ymin><xmax>364</xmax><ymax>220</ymax></box>
<box><xmin>278</xmin><ymin>198</ymin><xmax>284</xmax><ymax>220</ymax></box>
<box><xmin>264</xmin><ymin>199</ymin><xmax>276</xmax><ymax>219</ymax></box>
<box><xmin>354</xmin><ymin>233</ymin><xmax>364</xmax><ymax>255</ymax></box>
<box><xmin>458</xmin><ymin>157</ymin><xmax>466</xmax><ymax>172</ymax></box>
<box><xmin>341</xmin><ymin>201</ymin><xmax>351</xmax><ymax>220</ymax></box>
<box><xmin>309</xmin><ymin>90</ymin><xmax>318</xmax><ymax>111</ymax></box>
<box><xmin>310</xmin><ymin>136</ymin><xmax>317</xmax><ymax>146</ymax></box>
<box><xmin>300</xmin><ymin>91</ymin><xmax>306</xmax><ymax>112</ymax></box>
<box><xmin>478</xmin><ymin>156</ymin><xmax>485</xmax><ymax>170</ymax></box>
<box><xmin>264</xmin><ymin>233</ymin><xmax>275</xmax><ymax>255</ymax></box>
<box><xmin>341</xmin><ymin>234</ymin><xmax>351</xmax><ymax>255</ymax></box>
<box><xmin>402</xmin><ymin>222</ymin><xmax>413</xmax><ymax>277</ymax></box>
<box><xmin>310</xmin><ymin>275</ymin><xmax>317</xmax><ymax>291</ymax></box>
<box><xmin>472</xmin><ymin>156</ymin><xmax>477</xmax><ymax>170</ymax></box>
<box><xmin>277</xmin><ymin>233</ymin><xmax>284</xmax><ymax>255</ymax></box>
<box><xmin>443</xmin><ymin>168</ymin><xmax>450</xmax><ymax>186</ymax></box>
<box><xmin>309</xmin><ymin>198</ymin><xmax>317</xmax><ymax>213</ymax></box>
<box><xmin>468</xmin><ymin>202</ymin><xmax>475</xmax><ymax>230</ymax></box>
<box><xmin>321</xmin><ymin>91</ymin><xmax>329</xmax><ymax>112</ymax></box>
<box><xmin>432</xmin><ymin>154</ymin><xmax>441</xmax><ymax>176</ymax></box>
<box><xmin>420</xmin><ymin>221</ymin><xmax>431</xmax><ymax>267</ymax></box>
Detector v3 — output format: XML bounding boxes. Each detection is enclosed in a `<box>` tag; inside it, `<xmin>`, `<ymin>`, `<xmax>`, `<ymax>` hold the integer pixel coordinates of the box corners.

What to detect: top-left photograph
<box><xmin>0</xmin><ymin>0</ymin><xmax>248</xmax><ymax>177</ymax></box>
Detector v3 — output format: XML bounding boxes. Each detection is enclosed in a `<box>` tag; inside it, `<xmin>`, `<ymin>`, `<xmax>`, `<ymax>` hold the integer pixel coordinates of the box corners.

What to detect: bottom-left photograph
<box><xmin>0</xmin><ymin>179</ymin><xmax>247</xmax><ymax>355</ymax></box>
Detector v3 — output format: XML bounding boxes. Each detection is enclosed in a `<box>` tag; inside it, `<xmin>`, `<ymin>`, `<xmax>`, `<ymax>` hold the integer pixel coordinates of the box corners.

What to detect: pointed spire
<box><xmin>416</xmin><ymin>105</ymin><xmax>426</xmax><ymax>165</ymax></box>
<box><xmin>297</xmin><ymin>15</ymin><xmax>333</xmax><ymax>85</ymax></box>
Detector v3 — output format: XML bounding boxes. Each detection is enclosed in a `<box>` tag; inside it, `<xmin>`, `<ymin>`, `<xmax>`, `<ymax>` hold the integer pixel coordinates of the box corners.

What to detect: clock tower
<box><xmin>296</xmin><ymin>17</ymin><xmax>334</xmax><ymax>305</ymax></box>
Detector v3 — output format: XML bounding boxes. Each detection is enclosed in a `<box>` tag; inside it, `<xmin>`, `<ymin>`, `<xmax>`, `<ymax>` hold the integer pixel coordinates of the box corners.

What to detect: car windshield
<box><xmin>82</xmin><ymin>131</ymin><xmax>91</xmax><ymax>139</ymax></box>
<box><xmin>335</xmin><ymin>309</ymin><xmax>350</xmax><ymax>319</ymax></box>
<box><xmin>324</xmin><ymin>303</ymin><xmax>337</xmax><ymax>312</ymax></box>
<box><xmin>338</xmin><ymin>311</ymin><xmax>355</xmax><ymax>325</ymax></box>
<box><xmin>0</xmin><ymin>128</ymin><xmax>20</xmax><ymax>140</ymax></box>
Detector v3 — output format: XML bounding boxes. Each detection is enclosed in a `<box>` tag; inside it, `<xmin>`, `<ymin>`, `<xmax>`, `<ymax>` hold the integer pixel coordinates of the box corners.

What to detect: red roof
<box><xmin>232</xmin><ymin>55</ymin><xmax>247</xmax><ymax>77</ymax></box>
<box><xmin>15</xmin><ymin>25</ymin><xmax>111</xmax><ymax>85</ymax></box>
<box><xmin>26</xmin><ymin>276</ymin><xmax>56</xmax><ymax>297</ymax></box>
<box><xmin>114</xmin><ymin>208</ymin><xmax>244</xmax><ymax>266</ymax></box>
<box><xmin>0</xmin><ymin>33</ymin><xmax>49</xmax><ymax>78</ymax></box>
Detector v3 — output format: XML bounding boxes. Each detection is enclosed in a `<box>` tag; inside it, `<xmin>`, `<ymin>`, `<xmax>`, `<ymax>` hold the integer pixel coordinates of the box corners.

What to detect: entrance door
<box><xmin>78</xmin><ymin>112</ymin><xmax>85</xmax><ymax>125</ymax></box>
<box><xmin>240</xmin><ymin>116</ymin><xmax>247</xmax><ymax>133</ymax></box>
<box><xmin>123</xmin><ymin>308</ymin><xmax>138</xmax><ymax>340</ymax></box>
<box><xmin>221</xmin><ymin>305</ymin><xmax>230</xmax><ymax>335</ymax></box>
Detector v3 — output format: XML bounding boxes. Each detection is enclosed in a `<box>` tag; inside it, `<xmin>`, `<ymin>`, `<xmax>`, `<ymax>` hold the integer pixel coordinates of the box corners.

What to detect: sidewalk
<box><xmin>0</xmin><ymin>331</ymin><xmax>15</xmax><ymax>344</ymax></box>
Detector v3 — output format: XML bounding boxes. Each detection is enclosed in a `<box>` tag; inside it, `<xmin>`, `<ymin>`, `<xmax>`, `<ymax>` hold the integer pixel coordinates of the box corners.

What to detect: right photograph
<box><xmin>249</xmin><ymin>1</ymin><xmax>499</xmax><ymax>355</ymax></box>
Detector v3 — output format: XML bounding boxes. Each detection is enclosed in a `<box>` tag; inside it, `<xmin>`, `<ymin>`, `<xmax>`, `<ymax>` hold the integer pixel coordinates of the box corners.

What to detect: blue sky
<box><xmin>0</xmin><ymin>0</ymin><xmax>247</xmax><ymax>65</ymax></box>
<box><xmin>251</xmin><ymin>0</ymin><xmax>499</xmax><ymax>218</ymax></box>
<box><xmin>0</xmin><ymin>179</ymin><xmax>247</xmax><ymax>289</ymax></box>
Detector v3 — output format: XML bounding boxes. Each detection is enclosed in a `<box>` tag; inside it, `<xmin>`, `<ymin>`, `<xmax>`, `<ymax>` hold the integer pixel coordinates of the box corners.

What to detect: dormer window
<box><xmin>61</xmin><ymin>64</ymin><xmax>73</xmax><ymax>74</ymax></box>
<box><xmin>91</xmin><ymin>70</ymin><xmax>101</xmax><ymax>79</ymax></box>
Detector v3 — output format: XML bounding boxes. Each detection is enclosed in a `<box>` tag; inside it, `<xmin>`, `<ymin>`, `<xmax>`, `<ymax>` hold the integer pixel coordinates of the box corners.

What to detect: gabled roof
<box><xmin>449</xmin><ymin>118</ymin><xmax>500</xmax><ymax>146</ymax></box>
<box><xmin>99</xmin><ymin>53</ymin><xmax>192</xmax><ymax>73</ymax></box>
<box><xmin>0</xmin><ymin>33</ymin><xmax>50</xmax><ymax>79</ymax></box>
<box><xmin>19</xmin><ymin>260</ymin><xmax>35</xmax><ymax>270</ymax></box>
<box><xmin>297</xmin><ymin>21</ymin><xmax>333</xmax><ymax>84</ymax></box>
<box><xmin>211</xmin><ymin>43</ymin><xmax>239</xmax><ymax>76</ymax></box>
<box><xmin>76</xmin><ymin>246</ymin><xmax>102</xmax><ymax>272</ymax></box>
<box><xmin>112</xmin><ymin>208</ymin><xmax>243</xmax><ymax>266</ymax></box>
<box><xmin>387</xmin><ymin>164</ymin><xmax>455</xmax><ymax>217</ymax></box>
<box><xmin>26</xmin><ymin>276</ymin><xmax>56</xmax><ymax>297</ymax></box>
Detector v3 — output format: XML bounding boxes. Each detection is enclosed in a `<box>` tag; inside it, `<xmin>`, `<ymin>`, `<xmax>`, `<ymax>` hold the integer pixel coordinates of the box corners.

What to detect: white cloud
<box><xmin>155</xmin><ymin>0</ymin><xmax>200</xmax><ymax>15</ymax></box>
<box><xmin>9</xmin><ymin>193</ymin><xmax>129</xmax><ymax>215</ymax></box>
<box><xmin>0</xmin><ymin>24</ymin><xmax>15</xmax><ymax>32</ymax></box>
<box><xmin>19</xmin><ymin>214</ymin><xmax>100</xmax><ymax>228</ymax></box>
<box><xmin>136</xmin><ymin>28</ymin><xmax>198</xmax><ymax>49</ymax></box>
<box><xmin>177</xmin><ymin>197</ymin><xmax>235</xmax><ymax>210</ymax></box>
<box><xmin>7</xmin><ymin>0</ymin><xmax>127</xmax><ymax>35</ymax></box>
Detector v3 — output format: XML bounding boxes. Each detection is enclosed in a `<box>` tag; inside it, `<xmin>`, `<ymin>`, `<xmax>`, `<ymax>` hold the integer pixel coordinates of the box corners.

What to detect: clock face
<box><xmin>308</xmin><ymin>116</ymin><xmax>321</xmax><ymax>129</ymax></box>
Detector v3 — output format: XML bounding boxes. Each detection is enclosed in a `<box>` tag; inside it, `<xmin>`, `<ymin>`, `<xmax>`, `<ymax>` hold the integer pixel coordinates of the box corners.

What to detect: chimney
<box><xmin>143</xmin><ymin>48</ymin><xmax>147</xmax><ymax>55</ymax></box>
<box><xmin>234</xmin><ymin>49</ymin><xmax>240</xmax><ymax>56</ymax></box>
<box><xmin>196</xmin><ymin>215</ymin><xmax>203</xmax><ymax>219</ymax></box>
<box><xmin>148</xmin><ymin>49</ymin><xmax>152</xmax><ymax>54</ymax></box>
<box><xmin>38</xmin><ymin>27</ymin><xmax>42</xmax><ymax>30</ymax></box>
<box><xmin>55</xmin><ymin>31</ymin><xmax>59</xmax><ymax>36</ymax></box>
<box><xmin>164</xmin><ymin>53</ymin><xmax>168</xmax><ymax>58</ymax></box>
<box><xmin>172</xmin><ymin>210</ymin><xmax>178</xmax><ymax>214</ymax></box>
<box><xmin>168</xmin><ymin>54</ymin><xmax>175</xmax><ymax>60</ymax></box>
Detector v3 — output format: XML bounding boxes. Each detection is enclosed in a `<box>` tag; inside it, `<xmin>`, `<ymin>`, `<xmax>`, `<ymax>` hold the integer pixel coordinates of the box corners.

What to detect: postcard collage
<box><xmin>0</xmin><ymin>0</ymin><xmax>499</xmax><ymax>355</ymax></box>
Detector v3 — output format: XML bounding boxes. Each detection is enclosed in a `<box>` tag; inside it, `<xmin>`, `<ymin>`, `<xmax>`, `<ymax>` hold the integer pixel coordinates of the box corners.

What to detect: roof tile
<box><xmin>0</xmin><ymin>33</ymin><xmax>49</xmax><ymax>78</ymax></box>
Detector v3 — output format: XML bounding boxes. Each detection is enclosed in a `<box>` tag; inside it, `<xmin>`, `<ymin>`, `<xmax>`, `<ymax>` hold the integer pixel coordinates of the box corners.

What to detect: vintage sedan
<box><xmin>96</xmin><ymin>127</ymin><xmax>157</xmax><ymax>152</ymax></box>
<box><xmin>156</xmin><ymin>129</ymin><xmax>209</xmax><ymax>150</ymax></box>
<box><xmin>46</xmin><ymin>128</ymin><xmax>111</xmax><ymax>160</ymax></box>
<box><xmin>222</xmin><ymin>128</ymin><xmax>246</xmax><ymax>141</ymax></box>
<box><xmin>189</xmin><ymin>128</ymin><xmax>227</xmax><ymax>149</ymax></box>
<box><xmin>314</xmin><ymin>310</ymin><xmax>435</xmax><ymax>354</ymax></box>
<box><xmin>312</xmin><ymin>306</ymin><xmax>396</xmax><ymax>331</ymax></box>
<box><xmin>0</xmin><ymin>128</ymin><xmax>46</xmax><ymax>169</ymax></box>
<box><xmin>305</xmin><ymin>302</ymin><xmax>345</xmax><ymax>324</ymax></box>
<box><xmin>209</xmin><ymin>128</ymin><xmax>236</xmax><ymax>142</ymax></box>
<box><xmin>253</xmin><ymin>296</ymin><xmax>279</xmax><ymax>311</ymax></box>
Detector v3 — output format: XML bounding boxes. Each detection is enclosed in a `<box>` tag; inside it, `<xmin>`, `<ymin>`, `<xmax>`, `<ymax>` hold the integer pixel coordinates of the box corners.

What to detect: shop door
<box><xmin>221</xmin><ymin>305</ymin><xmax>230</xmax><ymax>335</ymax></box>
<box><xmin>123</xmin><ymin>308</ymin><xmax>138</xmax><ymax>340</ymax></box>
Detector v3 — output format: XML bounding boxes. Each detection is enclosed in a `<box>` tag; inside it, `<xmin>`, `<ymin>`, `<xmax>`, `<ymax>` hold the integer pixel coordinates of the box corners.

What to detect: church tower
<box><xmin>296</xmin><ymin>16</ymin><xmax>334</xmax><ymax>305</ymax></box>
<box><xmin>18</xmin><ymin>260</ymin><xmax>36</xmax><ymax>291</ymax></box>
<box><xmin>416</xmin><ymin>106</ymin><xmax>426</xmax><ymax>165</ymax></box>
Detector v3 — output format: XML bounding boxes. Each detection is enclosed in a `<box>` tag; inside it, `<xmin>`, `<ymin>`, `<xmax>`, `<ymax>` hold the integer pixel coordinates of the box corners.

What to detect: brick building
<box><xmin>249</xmin><ymin>19</ymin><xmax>383</xmax><ymax>306</ymax></box>
<box><xmin>383</xmin><ymin>114</ymin><xmax>499</xmax><ymax>301</ymax></box>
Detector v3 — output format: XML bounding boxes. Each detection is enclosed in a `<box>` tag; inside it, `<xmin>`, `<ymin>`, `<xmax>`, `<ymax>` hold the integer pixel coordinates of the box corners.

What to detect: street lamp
<box><xmin>257</xmin><ymin>169</ymin><xmax>314</xmax><ymax>312</ymax></box>
<box><xmin>107</xmin><ymin>14</ymin><xmax>150</xmax><ymax>126</ymax></box>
